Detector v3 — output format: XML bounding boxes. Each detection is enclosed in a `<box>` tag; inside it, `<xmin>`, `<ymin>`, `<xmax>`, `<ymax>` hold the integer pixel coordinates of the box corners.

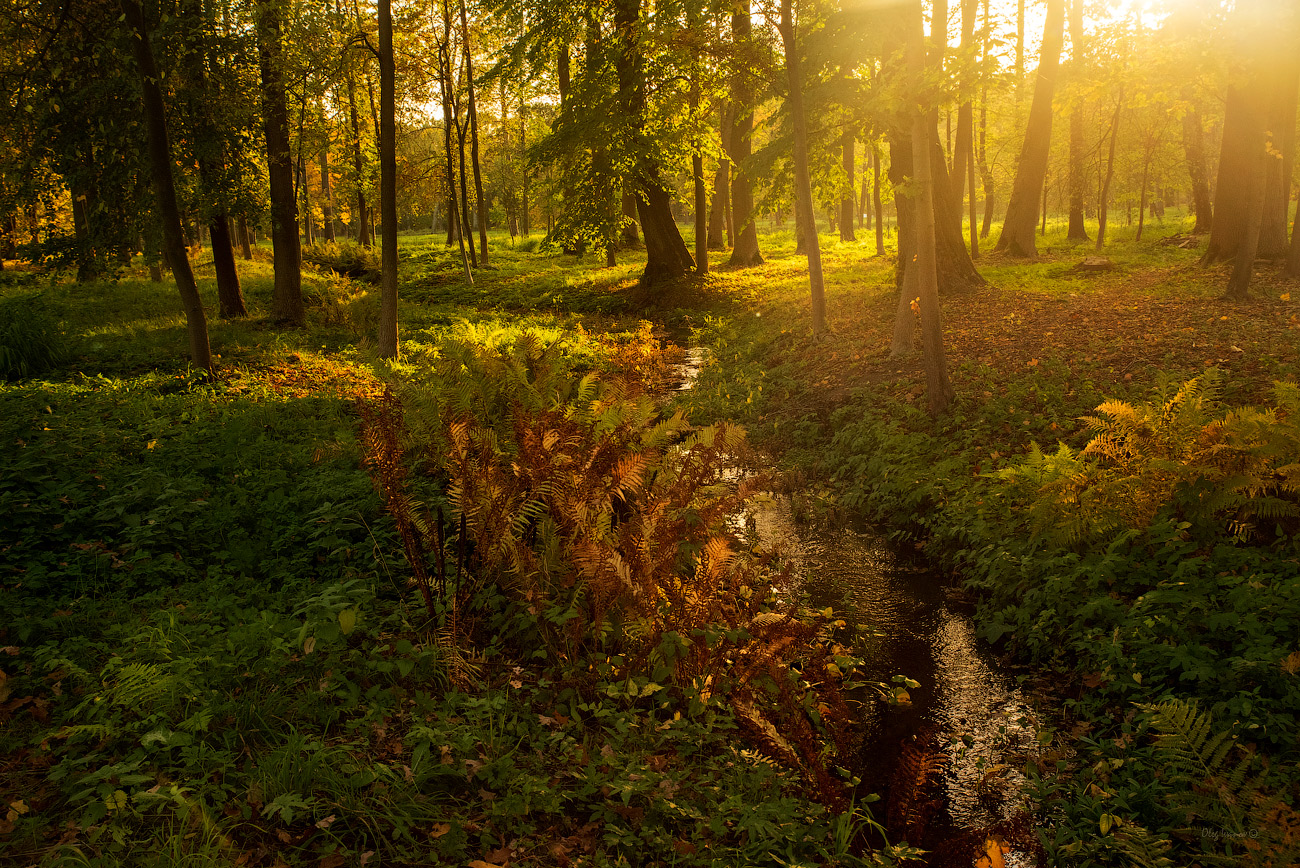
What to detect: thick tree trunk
<box><xmin>728</xmin><ymin>1</ymin><xmax>763</xmax><ymax>267</ymax></box>
<box><xmin>615</xmin><ymin>0</ymin><xmax>693</xmax><ymax>287</ymax></box>
<box><xmin>1259</xmin><ymin>63</ymin><xmax>1299</xmax><ymax>258</ymax></box>
<box><xmin>1225</xmin><ymin>140</ymin><xmax>1266</xmax><ymax>301</ymax></box>
<box><xmin>908</xmin><ymin>1</ymin><xmax>953</xmax><ymax>415</ymax></box>
<box><xmin>840</xmin><ymin>129</ymin><xmax>856</xmax><ymax>242</ymax></box>
<box><xmin>256</xmin><ymin>0</ymin><xmax>304</xmax><ymax>325</ymax></box>
<box><xmin>459</xmin><ymin>0</ymin><xmax>488</xmax><ymax>265</ymax></box>
<box><xmin>995</xmin><ymin>0</ymin><xmax>1065</xmax><ymax>257</ymax></box>
<box><xmin>781</xmin><ymin>0</ymin><xmax>824</xmax><ymax>335</ymax></box>
<box><xmin>120</xmin><ymin>0</ymin><xmax>212</xmax><ymax>371</ymax></box>
<box><xmin>1066</xmin><ymin>0</ymin><xmax>1088</xmax><ymax>240</ymax></box>
<box><xmin>1205</xmin><ymin>84</ymin><xmax>1270</xmax><ymax>264</ymax></box>
<box><xmin>378</xmin><ymin>0</ymin><xmax>398</xmax><ymax>358</ymax></box>
<box><xmin>210</xmin><ymin>217</ymin><xmax>246</xmax><ymax>318</ymax></box>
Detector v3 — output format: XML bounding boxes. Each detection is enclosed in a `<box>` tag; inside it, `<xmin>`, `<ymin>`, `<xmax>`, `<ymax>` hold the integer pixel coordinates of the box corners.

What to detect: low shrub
<box><xmin>302</xmin><ymin>241</ymin><xmax>380</xmax><ymax>283</ymax></box>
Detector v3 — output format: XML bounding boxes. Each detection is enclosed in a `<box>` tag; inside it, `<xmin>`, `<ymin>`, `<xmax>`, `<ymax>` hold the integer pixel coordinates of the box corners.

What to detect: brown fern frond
<box><xmin>885</xmin><ymin>730</ymin><xmax>947</xmax><ymax>844</ymax></box>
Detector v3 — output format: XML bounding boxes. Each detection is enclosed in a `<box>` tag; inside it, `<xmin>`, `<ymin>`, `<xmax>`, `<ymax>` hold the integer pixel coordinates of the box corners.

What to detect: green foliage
<box><xmin>302</xmin><ymin>241</ymin><xmax>381</xmax><ymax>283</ymax></box>
<box><xmin>997</xmin><ymin>370</ymin><xmax>1300</xmax><ymax>545</ymax></box>
<box><xmin>0</xmin><ymin>290</ymin><xmax>66</xmax><ymax>379</ymax></box>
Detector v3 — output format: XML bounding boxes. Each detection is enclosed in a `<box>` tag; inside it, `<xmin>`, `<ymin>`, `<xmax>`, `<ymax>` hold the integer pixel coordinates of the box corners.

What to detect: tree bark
<box><xmin>707</xmin><ymin>107</ymin><xmax>730</xmax><ymax>249</ymax></box>
<box><xmin>728</xmin><ymin>1</ymin><xmax>763</xmax><ymax>267</ymax></box>
<box><xmin>1259</xmin><ymin>62</ymin><xmax>1299</xmax><ymax>258</ymax></box>
<box><xmin>780</xmin><ymin>0</ymin><xmax>824</xmax><ymax>336</ymax></box>
<box><xmin>237</xmin><ymin>214</ymin><xmax>253</xmax><ymax>259</ymax></box>
<box><xmin>256</xmin><ymin>0</ymin><xmax>304</xmax><ymax>325</ymax></box>
<box><xmin>1066</xmin><ymin>0</ymin><xmax>1088</xmax><ymax>240</ymax></box>
<box><xmin>908</xmin><ymin>0</ymin><xmax>953</xmax><ymax>415</ymax></box>
<box><xmin>210</xmin><ymin>217</ymin><xmax>246</xmax><ymax>318</ymax></box>
<box><xmin>873</xmin><ymin>144</ymin><xmax>885</xmax><ymax>255</ymax></box>
<box><xmin>995</xmin><ymin>0</ymin><xmax>1064</xmax><ymax>257</ymax></box>
<box><xmin>1205</xmin><ymin>83</ymin><xmax>1271</xmax><ymax>264</ymax></box>
<box><xmin>345</xmin><ymin>70</ymin><xmax>371</xmax><ymax>247</ymax></box>
<box><xmin>1096</xmin><ymin>92</ymin><xmax>1122</xmax><ymax>248</ymax></box>
<box><xmin>321</xmin><ymin>124</ymin><xmax>337</xmax><ymax>243</ymax></box>
<box><xmin>615</xmin><ymin>0</ymin><xmax>694</xmax><ymax>288</ymax></box>
<box><xmin>1286</xmin><ymin>197</ymin><xmax>1300</xmax><ymax>278</ymax></box>
<box><xmin>1183</xmin><ymin>101</ymin><xmax>1213</xmax><ymax>234</ymax></box>
<box><xmin>840</xmin><ymin>129</ymin><xmax>855</xmax><ymax>242</ymax></box>
<box><xmin>951</xmin><ymin>0</ymin><xmax>976</xmax><ymax>237</ymax></box>
<box><xmin>378</xmin><ymin>0</ymin><xmax>398</xmax><ymax>358</ymax></box>
<box><xmin>458</xmin><ymin>0</ymin><xmax>489</xmax><ymax>264</ymax></box>
<box><xmin>439</xmin><ymin>40</ymin><xmax>472</xmax><ymax>282</ymax></box>
<box><xmin>120</xmin><ymin>0</ymin><xmax>212</xmax><ymax>371</ymax></box>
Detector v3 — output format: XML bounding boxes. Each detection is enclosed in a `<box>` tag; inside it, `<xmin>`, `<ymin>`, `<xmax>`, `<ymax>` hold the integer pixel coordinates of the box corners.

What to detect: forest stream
<box><xmin>673</xmin><ymin>348</ymin><xmax>1044</xmax><ymax>866</ymax></box>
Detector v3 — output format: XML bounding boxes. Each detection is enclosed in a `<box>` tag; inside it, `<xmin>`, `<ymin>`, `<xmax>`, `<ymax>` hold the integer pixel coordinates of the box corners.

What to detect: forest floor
<box><xmin>2</xmin><ymin>215</ymin><xmax>1299</xmax><ymax>867</ymax></box>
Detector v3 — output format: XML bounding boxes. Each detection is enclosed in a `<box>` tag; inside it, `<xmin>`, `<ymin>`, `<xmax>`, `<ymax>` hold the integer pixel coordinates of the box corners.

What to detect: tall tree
<box><xmin>908</xmin><ymin>0</ymin><xmax>952</xmax><ymax>415</ymax></box>
<box><xmin>377</xmin><ymin>0</ymin><xmax>398</xmax><ymax>357</ymax></box>
<box><xmin>728</xmin><ymin>0</ymin><xmax>763</xmax><ymax>267</ymax></box>
<box><xmin>458</xmin><ymin>0</ymin><xmax>488</xmax><ymax>264</ymax></box>
<box><xmin>119</xmin><ymin>0</ymin><xmax>212</xmax><ymax>371</ymax></box>
<box><xmin>778</xmin><ymin>0</ymin><xmax>825</xmax><ymax>337</ymax></box>
<box><xmin>840</xmin><ymin>129</ymin><xmax>855</xmax><ymax>242</ymax></box>
<box><xmin>994</xmin><ymin>0</ymin><xmax>1065</xmax><ymax>258</ymax></box>
<box><xmin>1066</xmin><ymin>0</ymin><xmax>1088</xmax><ymax>241</ymax></box>
<box><xmin>257</xmin><ymin>0</ymin><xmax>304</xmax><ymax>325</ymax></box>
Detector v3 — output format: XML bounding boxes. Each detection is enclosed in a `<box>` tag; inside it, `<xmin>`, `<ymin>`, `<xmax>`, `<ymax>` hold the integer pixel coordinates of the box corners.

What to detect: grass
<box><xmin>4</xmin><ymin>217</ymin><xmax>1299</xmax><ymax>866</ymax></box>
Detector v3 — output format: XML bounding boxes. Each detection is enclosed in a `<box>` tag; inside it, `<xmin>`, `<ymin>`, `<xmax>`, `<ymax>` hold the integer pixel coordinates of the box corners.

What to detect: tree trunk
<box><xmin>439</xmin><ymin>38</ymin><xmax>472</xmax><ymax>282</ymax></box>
<box><xmin>1015</xmin><ymin>0</ymin><xmax>1025</xmax><ymax>103</ymax></box>
<box><xmin>256</xmin><ymin>0</ymin><xmax>304</xmax><ymax>325</ymax></box>
<box><xmin>780</xmin><ymin>0</ymin><xmax>825</xmax><ymax>336</ymax></box>
<box><xmin>1205</xmin><ymin>83</ymin><xmax>1271</xmax><ymax>264</ymax></box>
<box><xmin>378</xmin><ymin>0</ymin><xmax>398</xmax><ymax>358</ymax></box>
<box><xmin>237</xmin><ymin>214</ymin><xmax>253</xmax><ymax>259</ymax></box>
<box><xmin>321</xmin><ymin>127</ymin><xmax>337</xmax><ymax>243</ymax></box>
<box><xmin>1286</xmin><ymin>197</ymin><xmax>1300</xmax><ymax>278</ymax></box>
<box><xmin>840</xmin><ymin>129</ymin><xmax>855</xmax><ymax>242</ymax></box>
<box><xmin>1183</xmin><ymin>103</ymin><xmax>1213</xmax><ymax>234</ymax></box>
<box><xmin>458</xmin><ymin>0</ymin><xmax>488</xmax><ymax>265</ymax></box>
<box><xmin>707</xmin><ymin>108</ymin><xmax>729</xmax><ymax>249</ymax></box>
<box><xmin>873</xmin><ymin>144</ymin><xmax>885</xmax><ymax>255</ymax></box>
<box><xmin>1136</xmin><ymin>148</ymin><xmax>1151</xmax><ymax>241</ymax></box>
<box><xmin>345</xmin><ymin>69</ymin><xmax>371</xmax><ymax>247</ymax></box>
<box><xmin>621</xmin><ymin>191</ymin><xmax>639</xmax><ymax>246</ymax></box>
<box><xmin>120</xmin><ymin>0</ymin><xmax>212</xmax><ymax>371</ymax></box>
<box><xmin>615</xmin><ymin>0</ymin><xmax>694</xmax><ymax>288</ymax></box>
<box><xmin>1096</xmin><ymin>92</ymin><xmax>1122</xmax><ymax>248</ymax></box>
<box><xmin>1259</xmin><ymin>62</ymin><xmax>1299</xmax><ymax>258</ymax></box>
<box><xmin>995</xmin><ymin>0</ymin><xmax>1064</xmax><ymax>257</ymax></box>
<box><xmin>951</xmin><ymin>0</ymin><xmax>976</xmax><ymax>236</ymax></box>
<box><xmin>210</xmin><ymin>217</ymin><xmax>247</xmax><ymax>318</ymax></box>
<box><xmin>1066</xmin><ymin>0</ymin><xmax>1088</xmax><ymax>241</ymax></box>
<box><xmin>908</xmin><ymin>0</ymin><xmax>953</xmax><ymax>415</ymax></box>
<box><xmin>728</xmin><ymin>1</ymin><xmax>763</xmax><ymax>267</ymax></box>
<box><xmin>1225</xmin><ymin>137</ymin><xmax>1267</xmax><ymax>301</ymax></box>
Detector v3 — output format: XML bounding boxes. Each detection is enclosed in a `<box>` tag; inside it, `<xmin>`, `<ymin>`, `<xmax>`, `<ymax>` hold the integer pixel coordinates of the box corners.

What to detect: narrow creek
<box><xmin>670</xmin><ymin>347</ymin><xmax>1044</xmax><ymax>866</ymax></box>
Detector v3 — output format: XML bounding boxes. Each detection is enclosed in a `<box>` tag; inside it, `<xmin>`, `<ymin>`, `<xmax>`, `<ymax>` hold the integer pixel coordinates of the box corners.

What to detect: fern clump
<box><xmin>998</xmin><ymin>370</ymin><xmax>1300</xmax><ymax>546</ymax></box>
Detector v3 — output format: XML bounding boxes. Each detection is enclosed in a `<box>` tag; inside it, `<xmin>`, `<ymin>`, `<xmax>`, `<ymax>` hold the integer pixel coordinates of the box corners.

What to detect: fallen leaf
<box><xmin>318</xmin><ymin>855</ymin><xmax>346</xmax><ymax>868</ymax></box>
<box><xmin>467</xmin><ymin>862</ymin><xmax>504</xmax><ymax>868</ymax></box>
<box><xmin>429</xmin><ymin>822</ymin><xmax>451</xmax><ymax>839</ymax></box>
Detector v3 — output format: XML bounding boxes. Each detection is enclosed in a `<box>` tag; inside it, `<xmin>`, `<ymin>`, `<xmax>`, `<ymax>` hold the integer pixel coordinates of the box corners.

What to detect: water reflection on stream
<box><xmin>748</xmin><ymin>498</ymin><xmax>1039</xmax><ymax>840</ymax></box>
<box><xmin>671</xmin><ymin>348</ymin><xmax>1040</xmax><ymax>861</ymax></box>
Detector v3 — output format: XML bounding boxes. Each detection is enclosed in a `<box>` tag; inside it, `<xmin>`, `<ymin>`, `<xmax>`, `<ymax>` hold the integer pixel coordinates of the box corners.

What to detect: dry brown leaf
<box><xmin>429</xmin><ymin>822</ymin><xmax>451</xmax><ymax>839</ymax></box>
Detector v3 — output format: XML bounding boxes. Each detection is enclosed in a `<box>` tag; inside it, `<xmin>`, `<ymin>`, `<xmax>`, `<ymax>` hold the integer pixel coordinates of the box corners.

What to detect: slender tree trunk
<box><xmin>859</xmin><ymin>174</ymin><xmax>870</xmax><ymax>230</ymax></box>
<box><xmin>378</xmin><ymin>0</ymin><xmax>398</xmax><ymax>358</ymax></box>
<box><xmin>256</xmin><ymin>0</ymin><xmax>304</xmax><ymax>324</ymax></box>
<box><xmin>345</xmin><ymin>74</ymin><xmax>371</xmax><ymax>247</ymax></box>
<box><xmin>840</xmin><ymin>129</ymin><xmax>856</xmax><ymax>242</ymax></box>
<box><xmin>210</xmin><ymin>217</ymin><xmax>246</xmax><ymax>318</ymax></box>
<box><xmin>458</xmin><ymin>0</ymin><xmax>488</xmax><ymax>265</ymax></box>
<box><xmin>968</xmin><ymin>124</ymin><xmax>979</xmax><ymax>257</ymax></box>
<box><xmin>297</xmin><ymin>146</ymin><xmax>314</xmax><ymax>247</ymax></box>
<box><xmin>951</xmin><ymin>0</ymin><xmax>976</xmax><ymax>236</ymax></box>
<box><xmin>520</xmin><ymin>93</ymin><xmax>530</xmax><ymax>236</ymax></box>
<box><xmin>707</xmin><ymin>107</ymin><xmax>730</xmax><ymax>249</ymax></box>
<box><xmin>456</xmin><ymin>113</ymin><xmax>477</xmax><ymax>269</ymax></box>
<box><xmin>873</xmin><ymin>144</ymin><xmax>885</xmax><ymax>255</ymax></box>
<box><xmin>1097</xmin><ymin>92</ymin><xmax>1122</xmax><ymax>248</ymax></box>
<box><xmin>321</xmin><ymin>125</ymin><xmax>337</xmax><ymax>243</ymax></box>
<box><xmin>1286</xmin><ymin>196</ymin><xmax>1300</xmax><ymax>277</ymax></box>
<box><xmin>120</xmin><ymin>0</ymin><xmax>212</xmax><ymax>371</ymax></box>
<box><xmin>621</xmin><ymin>191</ymin><xmax>639</xmax><ymax>246</ymax></box>
<box><xmin>1066</xmin><ymin>0</ymin><xmax>1088</xmax><ymax>240</ymax></box>
<box><xmin>690</xmin><ymin>9</ymin><xmax>708</xmax><ymax>274</ymax></box>
<box><xmin>995</xmin><ymin>0</ymin><xmax>1065</xmax><ymax>257</ymax></box>
<box><xmin>979</xmin><ymin>0</ymin><xmax>994</xmax><ymax>240</ymax></box>
<box><xmin>1136</xmin><ymin>147</ymin><xmax>1151</xmax><ymax>241</ymax></box>
<box><xmin>1015</xmin><ymin>0</ymin><xmax>1025</xmax><ymax>104</ymax></box>
<box><xmin>237</xmin><ymin>215</ymin><xmax>253</xmax><ymax>259</ymax></box>
<box><xmin>439</xmin><ymin>41</ymin><xmax>472</xmax><ymax>283</ymax></box>
<box><xmin>1183</xmin><ymin>101</ymin><xmax>1214</xmax><ymax>234</ymax></box>
<box><xmin>728</xmin><ymin>1</ymin><xmax>763</xmax><ymax>266</ymax></box>
<box><xmin>908</xmin><ymin>1</ymin><xmax>953</xmax><ymax>415</ymax></box>
<box><xmin>780</xmin><ymin>0</ymin><xmax>824</xmax><ymax>336</ymax></box>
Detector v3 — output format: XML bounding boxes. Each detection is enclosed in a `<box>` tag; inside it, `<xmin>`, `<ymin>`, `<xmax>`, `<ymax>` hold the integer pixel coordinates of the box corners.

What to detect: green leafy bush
<box><xmin>302</xmin><ymin>241</ymin><xmax>380</xmax><ymax>283</ymax></box>
<box><xmin>0</xmin><ymin>290</ymin><xmax>66</xmax><ymax>379</ymax></box>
